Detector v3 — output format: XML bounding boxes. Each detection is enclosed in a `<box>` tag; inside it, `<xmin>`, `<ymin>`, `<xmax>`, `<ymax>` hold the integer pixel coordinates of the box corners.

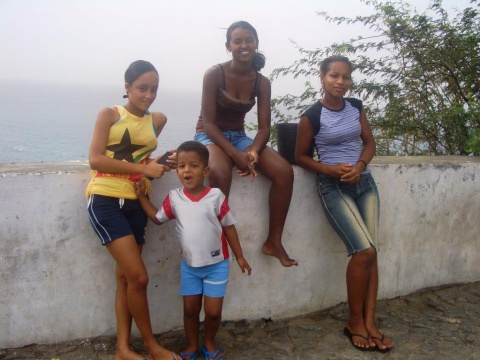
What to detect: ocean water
<box><xmin>0</xmin><ymin>80</ymin><xmax>239</xmax><ymax>163</ymax></box>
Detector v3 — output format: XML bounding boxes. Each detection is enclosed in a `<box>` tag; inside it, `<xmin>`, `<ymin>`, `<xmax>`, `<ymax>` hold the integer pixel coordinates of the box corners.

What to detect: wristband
<box><xmin>357</xmin><ymin>159</ymin><xmax>368</xmax><ymax>169</ymax></box>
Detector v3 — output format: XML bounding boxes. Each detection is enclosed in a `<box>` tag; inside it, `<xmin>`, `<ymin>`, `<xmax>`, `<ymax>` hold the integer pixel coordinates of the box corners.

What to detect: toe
<box><xmin>353</xmin><ymin>335</ymin><xmax>369</xmax><ymax>349</ymax></box>
<box><xmin>372</xmin><ymin>334</ymin><xmax>393</xmax><ymax>350</ymax></box>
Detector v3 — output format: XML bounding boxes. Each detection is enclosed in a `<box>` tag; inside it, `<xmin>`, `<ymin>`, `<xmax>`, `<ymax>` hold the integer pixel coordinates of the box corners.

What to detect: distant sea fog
<box><xmin>0</xmin><ymin>80</ymin><xmax>256</xmax><ymax>164</ymax></box>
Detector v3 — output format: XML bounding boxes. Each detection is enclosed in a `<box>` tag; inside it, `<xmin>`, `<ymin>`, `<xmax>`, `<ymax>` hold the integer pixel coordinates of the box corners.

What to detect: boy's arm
<box><xmin>137</xmin><ymin>195</ymin><xmax>162</xmax><ymax>225</ymax></box>
<box><xmin>223</xmin><ymin>225</ymin><xmax>252</xmax><ymax>275</ymax></box>
<box><xmin>135</xmin><ymin>181</ymin><xmax>162</xmax><ymax>225</ymax></box>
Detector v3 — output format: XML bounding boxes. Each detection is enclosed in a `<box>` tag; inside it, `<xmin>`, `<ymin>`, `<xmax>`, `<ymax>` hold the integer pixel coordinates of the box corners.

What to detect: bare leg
<box><xmin>256</xmin><ymin>147</ymin><xmax>297</xmax><ymax>267</ymax></box>
<box><xmin>205</xmin><ymin>144</ymin><xmax>233</xmax><ymax>197</ymax></box>
<box><xmin>106</xmin><ymin>235</ymin><xmax>179</xmax><ymax>360</ymax></box>
<box><xmin>181</xmin><ymin>295</ymin><xmax>202</xmax><ymax>358</ymax></box>
<box><xmin>203</xmin><ymin>296</ymin><xmax>224</xmax><ymax>360</ymax></box>
<box><xmin>207</xmin><ymin>144</ymin><xmax>296</xmax><ymax>266</ymax></box>
<box><xmin>364</xmin><ymin>253</ymin><xmax>394</xmax><ymax>350</ymax></box>
<box><xmin>345</xmin><ymin>247</ymin><xmax>376</xmax><ymax>350</ymax></box>
<box><xmin>115</xmin><ymin>258</ymin><xmax>146</xmax><ymax>360</ymax></box>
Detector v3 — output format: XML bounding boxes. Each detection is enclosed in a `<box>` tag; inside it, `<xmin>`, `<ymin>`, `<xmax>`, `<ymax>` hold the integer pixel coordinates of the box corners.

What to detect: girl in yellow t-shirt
<box><xmin>87</xmin><ymin>60</ymin><xmax>180</xmax><ymax>360</ymax></box>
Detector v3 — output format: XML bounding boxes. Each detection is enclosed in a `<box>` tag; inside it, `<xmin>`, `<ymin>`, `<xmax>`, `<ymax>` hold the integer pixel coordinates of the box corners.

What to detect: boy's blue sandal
<box><xmin>179</xmin><ymin>352</ymin><xmax>201</xmax><ymax>360</ymax></box>
<box><xmin>202</xmin><ymin>345</ymin><xmax>223</xmax><ymax>360</ymax></box>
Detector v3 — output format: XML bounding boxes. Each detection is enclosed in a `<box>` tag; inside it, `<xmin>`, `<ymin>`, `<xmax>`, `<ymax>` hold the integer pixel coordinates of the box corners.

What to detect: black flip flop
<box><xmin>371</xmin><ymin>334</ymin><xmax>392</xmax><ymax>353</ymax></box>
<box><xmin>343</xmin><ymin>327</ymin><xmax>375</xmax><ymax>351</ymax></box>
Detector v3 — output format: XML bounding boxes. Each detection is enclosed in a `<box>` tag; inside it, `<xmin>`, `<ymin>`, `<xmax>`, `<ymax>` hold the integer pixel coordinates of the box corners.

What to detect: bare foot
<box><xmin>114</xmin><ymin>347</ymin><xmax>146</xmax><ymax>360</ymax></box>
<box><xmin>262</xmin><ymin>241</ymin><xmax>298</xmax><ymax>267</ymax></box>
<box><xmin>345</xmin><ymin>325</ymin><xmax>373</xmax><ymax>350</ymax></box>
<box><xmin>368</xmin><ymin>328</ymin><xmax>394</xmax><ymax>352</ymax></box>
<box><xmin>146</xmin><ymin>344</ymin><xmax>181</xmax><ymax>360</ymax></box>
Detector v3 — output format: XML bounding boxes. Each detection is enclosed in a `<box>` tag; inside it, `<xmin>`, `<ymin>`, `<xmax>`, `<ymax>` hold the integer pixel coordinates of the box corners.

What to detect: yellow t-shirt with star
<box><xmin>86</xmin><ymin>106</ymin><xmax>157</xmax><ymax>199</ymax></box>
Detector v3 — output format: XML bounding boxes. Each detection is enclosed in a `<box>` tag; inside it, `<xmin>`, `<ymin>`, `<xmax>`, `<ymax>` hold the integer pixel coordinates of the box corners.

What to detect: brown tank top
<box><xmin>196</xmin><ymin>64</ymin><xmax>260</xmax><ymax>132</ymax></box>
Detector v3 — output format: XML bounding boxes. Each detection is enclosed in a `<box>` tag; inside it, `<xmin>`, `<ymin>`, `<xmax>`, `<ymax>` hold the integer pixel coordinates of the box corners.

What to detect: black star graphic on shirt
<box><xmin>106</xmin><ymin>129</ymin><xmax>145</xmax><ymax>162</ymax></box>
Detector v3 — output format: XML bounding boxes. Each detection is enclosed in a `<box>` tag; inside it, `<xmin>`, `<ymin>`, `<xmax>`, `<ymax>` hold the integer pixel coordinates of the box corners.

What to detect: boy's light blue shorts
<box><xmin>179</xmin><ymin>259</ymin><xmax>229</xmax><ymax>298</ymax></box>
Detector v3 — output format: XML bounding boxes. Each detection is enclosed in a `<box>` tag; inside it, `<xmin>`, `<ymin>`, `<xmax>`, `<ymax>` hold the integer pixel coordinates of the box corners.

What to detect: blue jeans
<box><xmin>316</xmin><ymin>173</ymin><xmax>380</xmax><ymax>255</ymax></box>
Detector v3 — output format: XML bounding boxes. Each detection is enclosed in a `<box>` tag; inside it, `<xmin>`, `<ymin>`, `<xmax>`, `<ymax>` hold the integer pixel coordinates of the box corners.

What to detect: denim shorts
<box><xmin>194</xmin><ymin>131</ymin><xmax>253</xmax><ymax>152</ymax></box>
<box><xmin>87</xmin><ymin>194</ymin><xmax>147</xmax><ymax>246</ymax></box>
<box><xmin>179</xmin><ymin>259</ymin><xmax>229</xmax><ymax>298</ymax></box>
<box><xmin>316</xmin><ymin>173</ymin><xmax>380</xmax><ymax>256</ymax></box>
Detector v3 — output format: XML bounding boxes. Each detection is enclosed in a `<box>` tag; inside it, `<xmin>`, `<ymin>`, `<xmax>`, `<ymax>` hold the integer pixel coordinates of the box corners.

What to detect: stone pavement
<box><xmin>1</xmin><ymin>282</ymin><xmax>479</xmax><ymax>360</ymax></box>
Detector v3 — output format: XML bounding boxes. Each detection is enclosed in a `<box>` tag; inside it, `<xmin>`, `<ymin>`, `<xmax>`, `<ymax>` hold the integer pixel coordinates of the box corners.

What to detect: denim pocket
<box><xmin>316</xmin><ymin>176</ymin><xmax>338</xmax><ymax>197</ymax></box>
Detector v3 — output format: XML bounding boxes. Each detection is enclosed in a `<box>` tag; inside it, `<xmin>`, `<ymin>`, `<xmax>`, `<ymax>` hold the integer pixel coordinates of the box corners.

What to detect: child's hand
<box><xmin>134</xmin><ymin>181</ymin><xmax>146</xmax><ymax>198</ymax></box>
<box><xmin>166</xmin><ymin>148</ymin><xmax>178</xmax><ymax>169</ymax></box>
<box><xmin>236</xmin><ymin>257</ymin><xmax>252</xmax><ymax>276</ymax></box>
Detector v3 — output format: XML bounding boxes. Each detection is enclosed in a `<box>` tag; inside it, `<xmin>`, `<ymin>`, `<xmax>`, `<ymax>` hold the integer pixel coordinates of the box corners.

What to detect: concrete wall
<box><xmin>1</xmin><ymin>157</ymin><xmax>479</xmax><ymax>348</ymax></box>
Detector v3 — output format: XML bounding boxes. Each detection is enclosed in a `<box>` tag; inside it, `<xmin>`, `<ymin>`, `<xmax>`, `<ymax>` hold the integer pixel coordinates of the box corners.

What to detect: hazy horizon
<box><xmin>0</xmin><ymin>0</ymin><xmax>473</xmax><ymax>98</ymax></box>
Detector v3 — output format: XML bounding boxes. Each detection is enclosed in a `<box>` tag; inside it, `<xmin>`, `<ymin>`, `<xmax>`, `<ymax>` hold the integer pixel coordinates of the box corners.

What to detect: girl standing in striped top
<box><xmin>295</xmin><ymin>55</ymin><xmax>393</xmax><ymax>353</ymax></box>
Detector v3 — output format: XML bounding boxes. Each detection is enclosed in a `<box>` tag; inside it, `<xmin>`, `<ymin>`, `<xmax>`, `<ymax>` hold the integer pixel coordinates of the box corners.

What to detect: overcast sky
<box><xmin>0</xmin><ymin>0</ymin><xmax>473</xmax><ymax>97</ymax></box>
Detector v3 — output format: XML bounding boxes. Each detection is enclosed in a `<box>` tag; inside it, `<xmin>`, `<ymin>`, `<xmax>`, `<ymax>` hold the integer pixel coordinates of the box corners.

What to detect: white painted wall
<box><xmin>1</xmin><ymin>157</ymin><xmax>479</xmax><ymax>348</ymax></box>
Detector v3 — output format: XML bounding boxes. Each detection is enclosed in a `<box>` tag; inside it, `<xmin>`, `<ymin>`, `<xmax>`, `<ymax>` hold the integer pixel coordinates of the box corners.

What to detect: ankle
<box><xmin>184</xmin><ymin>342</ymin><xmax>199</xmax><ymax>353</ymax></box>
<box><xmin>143</xmin><ymin>338</ymin><xmax>159</xmax><ymax>351</ymax></box>
<box><xmin>348</xmin><ymin>317</ymin><xmax>366</xmax><ymax>329</ymax></box>
<box><xmin>203</xmin><ymin>341</ymin><xmax>218</xmax><ymax>352</ymax></box>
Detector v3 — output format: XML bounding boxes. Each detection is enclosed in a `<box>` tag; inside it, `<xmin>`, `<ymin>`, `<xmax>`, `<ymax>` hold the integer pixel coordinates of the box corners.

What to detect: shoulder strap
<box><xmin>251</xmin><ymin>72</ymin><xmax>260</xmax><ymax>99</ymax></box>
<box><xmin>345</xmin><ymin>97</ymin><xmax>363</xmax><ymax>112</ymax></box>
<box><xmin>302</xmin><ymin>101</ymin><xmax>323</xmax><ymax>135</ymax></box>
<box><xmin>217</xmin><ymin>64</ymin><xmax>226</xmax><ymax>89</ymax></box>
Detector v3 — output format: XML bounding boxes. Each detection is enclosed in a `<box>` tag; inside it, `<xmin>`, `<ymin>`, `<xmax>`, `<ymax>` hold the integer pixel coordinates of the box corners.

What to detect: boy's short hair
<box><xmin>177</xmin><ymin>141</ymin><xmax>209</xmax><ymax>167</ymax></box>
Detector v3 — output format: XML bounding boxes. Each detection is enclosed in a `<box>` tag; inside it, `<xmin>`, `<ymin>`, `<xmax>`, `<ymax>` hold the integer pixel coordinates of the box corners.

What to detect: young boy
<box><xmin>135</xmin><ymin>140</ymin><xmax>251</xmax><ymax>360</ymax></box>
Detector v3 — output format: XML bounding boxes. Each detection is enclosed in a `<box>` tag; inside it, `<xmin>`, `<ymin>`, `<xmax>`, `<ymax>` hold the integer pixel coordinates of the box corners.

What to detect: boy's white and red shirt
<box><xmin>156</xmin><ymin>186</ymin><xmax>236</xmax><ymax>267</ymax></box>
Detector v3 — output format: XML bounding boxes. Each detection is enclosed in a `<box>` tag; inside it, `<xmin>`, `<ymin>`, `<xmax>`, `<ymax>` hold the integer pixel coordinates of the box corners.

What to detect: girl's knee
<box><xmin>352</xmin><ymin>247</ymin><xmax>376</xmax><ymax>267</ymax></box>
<box><xmin>116</xmin><ymin>272</ymin><xmax>128</xmax><ymax>287</ymax></box>
<box><xmin>362</xmin><ymin>247</ymin><xmax>377</xmax><ymax>264</ymax></box>
<box><xmin>363</xmin><ymin>246</ymin><xmax>377</xmax><ymax>257</ymax></box>
<box><xmin>116</xmin><ymin>265</ymin><xmax>148</xmax><ymax>289</ymax></box>
<box><xmin>259</xmin><ymin>154</ymin><xmax>292</xmax><ymax>179</ymax></box>
<box><xmin>127</xmin><ymin>270</ymin><xmax>149</xmax><ymax>289</ymax></box>
<box><xmin>115</xmin><ymin>267</ymin><xmax>128</xmax><ymax>286</ymax></box>
<box><xmin>271</xmin><ymin>164</ymin><xmax>293</xmax><ymax>186</ymax></box>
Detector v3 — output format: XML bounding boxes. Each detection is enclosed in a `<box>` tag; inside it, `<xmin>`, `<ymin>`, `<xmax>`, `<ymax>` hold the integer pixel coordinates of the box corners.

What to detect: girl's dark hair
<box><xmin>124</xmin><ymin>60</ymin><xmax>158</xmax><ymax>85</ymax></box>
<box><xmin>226</xmin><ymin>21</ymin><xmax>266</xmax><ymax>71</ymax></box>
<box><xmin>320</xmin><ymin>55</ymin><xmax>352</xmax><ymax>75</ymax></box>
<box><xmin>177</xmin><ymin>141</ymin><xmax>210</xmax><ymax>167</ymax></box>
<box><xmin>123</xmin><ymin>60</ymin><xmax>158</xmax><ymax>98</ymax></box>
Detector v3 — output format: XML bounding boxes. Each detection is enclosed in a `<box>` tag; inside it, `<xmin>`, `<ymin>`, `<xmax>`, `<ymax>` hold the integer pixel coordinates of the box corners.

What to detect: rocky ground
<box><xmin>1</xmin><ymin>282</ymin><xmax>479</xmax><ymax>359</ymax></box>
